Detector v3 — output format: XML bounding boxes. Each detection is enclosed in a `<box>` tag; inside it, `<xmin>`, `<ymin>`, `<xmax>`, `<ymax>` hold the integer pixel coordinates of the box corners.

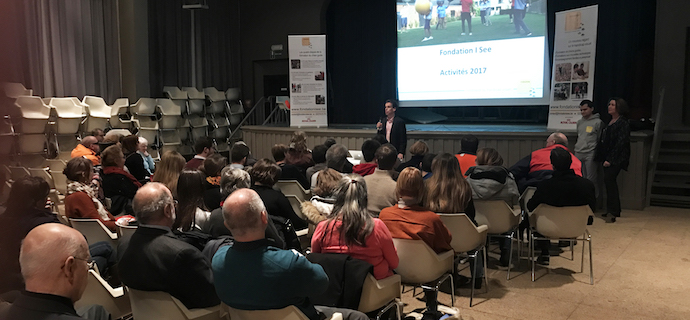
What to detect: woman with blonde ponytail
<box><xmin>311</xmin><ymin>174</ymin><xmax>398</xmax><ymax>279</ymax></box>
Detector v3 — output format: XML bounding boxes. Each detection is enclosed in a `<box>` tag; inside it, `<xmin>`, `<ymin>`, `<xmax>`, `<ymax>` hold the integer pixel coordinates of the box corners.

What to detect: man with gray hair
<box><xmin>201</xmin><ymin>167</ymin><xmax>285</xmax><ymax>249</ymax></box>
<box><xmin>509</xmin><ymin>132</ymin><xmax>583</xmax><ymax>192</ymax></box>
<box><xmin>212</xmin><ymin>188</ymin><xmax>368</xmax><ymax>320</ymax></box>
<box><xmin>310</xmin><ymin>144</ymin><xmax>349</xmax><ymax>188</ymax></box>
<box><xmin>2</xmin><ymin>224</ymin><xmax>91</xmax><ymax>319</ymax></box>
<box><xmin>117</xmin><ymin>183</ymin><xmax>219</xmax><ymax>309</ymax></box>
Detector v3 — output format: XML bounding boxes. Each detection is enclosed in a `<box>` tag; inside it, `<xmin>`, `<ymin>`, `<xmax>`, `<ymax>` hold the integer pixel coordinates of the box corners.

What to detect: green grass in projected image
<box><xmin>398</xmin><ymin>13</ymin><xmax>546</xmax><ymax>48</ymax></box>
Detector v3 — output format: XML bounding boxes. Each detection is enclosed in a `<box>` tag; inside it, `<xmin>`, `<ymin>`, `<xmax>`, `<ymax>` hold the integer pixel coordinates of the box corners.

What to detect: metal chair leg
<box><xmin>588</xmin><ymin>233</ymin><xmax>594</xmax><ymax>285</ymax></box>
<box><xmin>530</xmin><ymin>230</ymin><xmax>536</xmax><ymax>281</ymax></box>
<box><xmin>581</xmin><ymin>234</ymin><xmax>586</xmax><ymax>272</ymax></box>
<box><xmin>483</xmin><ymin>247</ymin><xmax>489</xmax><ymax>292</ymax></box>
<box><xmin>470</xmin><ymin>251</ymin><xmax>476</xmax><ymax>307</ymax></box>
<box><xmin>507</xmin><ymin>230</ymin><xmax>514</xmax><ymax>280</ymax></box>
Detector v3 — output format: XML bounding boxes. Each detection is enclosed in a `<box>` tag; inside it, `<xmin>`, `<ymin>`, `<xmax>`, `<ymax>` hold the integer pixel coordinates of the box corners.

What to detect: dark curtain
<box><xmin>326</xmin><ymin>0</ymin><xmax>655</xmax><ymax>124</ymax></box>
<box><xmin>0</xmin><ymin>0</ymin><xmax>121</xmax><ymax>102</ymax></box>
<box><xmin>325</xmin><ymin>0</ymin><xmax>397</xmax><ymax>125</ymax></box>
<box><xmin>148</xmin><ymin>0</ymin><xmax>241</xmax><ymax>98</ymax></box>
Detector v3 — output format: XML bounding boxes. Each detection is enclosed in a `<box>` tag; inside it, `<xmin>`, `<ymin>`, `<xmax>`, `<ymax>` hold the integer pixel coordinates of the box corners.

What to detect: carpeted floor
<box><xmin>400</xmin><ymin>206</ymin><xmax>690</xmax><ymax>320</ymax></box>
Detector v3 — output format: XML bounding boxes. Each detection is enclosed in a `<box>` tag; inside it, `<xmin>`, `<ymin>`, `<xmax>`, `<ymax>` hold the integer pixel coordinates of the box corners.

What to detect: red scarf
<box><xmin>103</xmin><ymin>166</ymin><xmax>143</xmax><ymax>187</ymax></box>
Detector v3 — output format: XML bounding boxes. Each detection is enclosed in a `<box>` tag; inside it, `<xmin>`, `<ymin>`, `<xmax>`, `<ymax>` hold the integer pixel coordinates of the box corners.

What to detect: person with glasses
<box><xmin>2</xmin><ymin>224</ymin><xmax>94</xmax><ymax>319</ymax></box>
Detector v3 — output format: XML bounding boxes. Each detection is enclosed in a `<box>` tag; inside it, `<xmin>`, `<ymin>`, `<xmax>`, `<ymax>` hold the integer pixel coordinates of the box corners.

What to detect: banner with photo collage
<box><xmin>547</xmin><ymin>5</ymin><xmax>598</xmax><ymax>131</ymax></box>
<box><xmin>288</xmin><ymin>35</ymin><xmax>328</xmax><ymax>127</ymax></box>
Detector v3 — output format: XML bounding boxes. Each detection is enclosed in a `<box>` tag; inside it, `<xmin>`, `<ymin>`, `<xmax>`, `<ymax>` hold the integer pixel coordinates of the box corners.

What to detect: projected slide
<box><xmin>396</xmin><ymin>0</ymin><xmax>549</xmax><ymax>107</ymax></box>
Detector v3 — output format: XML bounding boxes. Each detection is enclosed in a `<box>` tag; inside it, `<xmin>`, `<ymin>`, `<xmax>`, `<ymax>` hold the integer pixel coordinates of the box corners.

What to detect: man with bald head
<box><xmin>71</xmin><ymin>136</ymin><xmax>100</xmax><ymax>166</ymax></box>
<box><xmin>117</xmin><ymin>183</ymin><xmax>219</xmax><ymax>309</ymax></box>
<box><xmin>212</xmin><ymin>188</ymin><xmax>368</xmax><ymax>320</ymax></box>
<box><xmin>2</xmin><ymin>224</ymin><xmax>89</xmax><ymax>319</ymax></box>
<box><xmin>510</xmin><ymin>132</ymin><xmax>583</xmax><ymax>192</ymax></box>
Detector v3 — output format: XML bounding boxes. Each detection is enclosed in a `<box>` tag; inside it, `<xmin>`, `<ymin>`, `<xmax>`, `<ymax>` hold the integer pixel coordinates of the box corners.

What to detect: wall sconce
<box><xmin>270</xmin><ymin>44</ymin><xmax>283</xmax><ymax>59</ymax></box>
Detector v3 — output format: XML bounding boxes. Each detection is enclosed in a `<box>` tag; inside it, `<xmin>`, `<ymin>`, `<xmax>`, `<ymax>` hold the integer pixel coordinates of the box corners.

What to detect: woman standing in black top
<box><xmin>598</xmin><ymin>97</ymin><xmax>630</xmax><ymax>222</ymax></box>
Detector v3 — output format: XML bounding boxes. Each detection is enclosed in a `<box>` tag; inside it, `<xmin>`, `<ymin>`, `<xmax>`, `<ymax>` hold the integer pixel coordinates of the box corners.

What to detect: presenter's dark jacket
<box><xmin>377</xmin><ymin>117</ymin><xmax>407</xmax><ymax>156</ymax></box>
<box><xmin>526</xmin><ymin>169</ymin><xmax>596</xmax><ymax>213</ymax></box>
<box><xmin>1</xmin><ymin>291</ymin><xmax>82</xmax><ymax>319</ymax></box>
<box><xmin>117</xmin><ymin>224</ymin><xmax>220</xmax><ymax>309</ymax></box>
<box><xmin>596</xmin><ymin>117</ymin><xmax>631</xmax><ymax>170</ymax></box>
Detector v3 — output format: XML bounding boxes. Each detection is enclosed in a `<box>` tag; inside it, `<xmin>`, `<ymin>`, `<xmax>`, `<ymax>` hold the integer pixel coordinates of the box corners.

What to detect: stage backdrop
<box><xmin>288</xmin><ymin>35</ymin><xmax>328</xmax><ymax>127</ymax></box>
<box><xmin>548</xmin><ymin>5</ymin><xmax>599</xmax><ymax>131</ymax></box>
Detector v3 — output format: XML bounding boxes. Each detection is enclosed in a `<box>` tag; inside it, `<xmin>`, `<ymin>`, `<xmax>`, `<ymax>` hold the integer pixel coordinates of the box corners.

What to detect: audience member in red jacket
<box><xmin>64</xmin><ymin>157</ymin><xmax>117</xmax><ymax>232</ymax></box>
<box><xmin>311</xmin><ymin>174</ymin><xmax>398</xmax><ymax>280</ymax></box>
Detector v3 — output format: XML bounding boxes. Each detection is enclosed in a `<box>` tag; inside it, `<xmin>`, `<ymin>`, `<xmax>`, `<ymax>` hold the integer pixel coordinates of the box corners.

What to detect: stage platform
<box><xmin>242</xmin><ymin>124</ymin><xmax>653</xmax><ymax>210</ymax></box>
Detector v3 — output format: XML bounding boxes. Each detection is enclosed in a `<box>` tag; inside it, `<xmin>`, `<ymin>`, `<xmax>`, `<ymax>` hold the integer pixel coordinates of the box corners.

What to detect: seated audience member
<box><xmin>121</xmin><ymin>135</ymin><xmax>150</xmax><ymax>182</ymax></box>
<box><xmin>118</xmin><ymin>183</ymin><xmax>219</xmax><ymax>309</ymax></box>
<box><xmin>91</xmin><ymin>128</ymin><xmax>105</xmax><ymax>142</ymax></box>
<box><xmin>466</xmin><ymin>148</ymin><xmax>519</xmax><ymax>207</ymax></box>
<box><xmin>301</xmin><ymin>168</ymin><xmax>341</xmax><ymax>229</ymax></box>
<box><xmin>465</xmin><ymin>148</ymin><xmax>519</xmax><ymax>266</ymax></box>
<box><xmin>0</xmin><ymin>177</ymin><xmax>58</xmax><ymax>295</ymax></box>
<box><xmin>352</xmin><ymin>139</ymin><xmax>381</xmax><ymax>176</ymax></box>
<box><xmin>70</xmin><ymin>136</ymin><xmax>101</xmax><ymax>166</ymax></box>
<box><xmin>212</xmin><ymin>189</ymin><xmax>368</xmax><ymax>320</ymax></box>
<box><xmin>527</xmin><ymin>147</ymin><xmax>596</xmax><ymax>265</ymax></box>
<box><xmin>2</xmin><ymin>224</ymin><xmax>93</xmax><ymax>320</ymax></box>
<box><xmin>381</xmin><ymin>168</ymin><xmax>453</xmax><ymax>252</ymax></box>
<box><xmin>234</xmin><ymin>141</ymin><xmax>257</xmax><ymax>167</ymax></box>
<box><xmin>185</xmin><ymin>137</ymin><xmax>214</xmax><ymax>170</ymax></box>
<box><xmin>201</xmin><ymin>167</ymin><xmax>285</xmax><ymax>248</ymax></box>
<box><xmin>64</xmin><ymin>157</ymin><xmax>117</xmax><ymax>232</ymax></box>
<box><xmin>421</xmin><ymin>153</ymin><xmax>436</xmax><ymax>180</ymax></box>
<box><xmin>324</xmin><ymin>138</ymin><xmax>353</xmax><ymax>173</ymax></box>
<box><xmin>200</xmin><ymin>154</ymin><xmax>228</xmax><ymax>211</ymax></box>
<box><xmin>455</xmin><ymin>135</ymin><xmax>479</xmax><ymax>178</ymax></box>
<box><xmin>510</xmin><ymin>132</ymin><xmax>582</xmax><ymax>192</ymax></box>
<box><xmin>363</xmin><ymin>144</ymin><xmax>399</xmax><ymax>217</ymax></box>
<box><xmin>272</xmin><ymin>144</ymin><xmax>310</xmax><ymax>189</ymax></box>
<box><xmin>285</xmin><ymin>131</ymin><xmax>315</xmax><ymax>172</ymax></box>
<box><xmin>380</xmin><ymin>167</ymin><xmax>452</xmax><ymax>320</ymax></box>
<box><xmin>250</xmin><ymin>159</ymin><xmax>308</xmax><ymax>230</ymax></box>
<box><xmin>152</xmin><ymin>150</ymin><xmax>186</xmax><ymax>197</ymax></box>
<box><xmin>306</xmin><ymin>144</ymin><xmax>328</xmax><ymax>182</ymax></box>
<box><xmin>229</xmin><ymin>143</ymin><xmax>250</xmax><ymax>170</ymax></box>
<box><xmin>138</xmin><ymin>137</ymin><xmax>155</xmax><ymax>175</ymax></box>
<box><xmin>173</xmin><ymin>170</ymin><xmax>211</xmax><ymax>232</ymax></box>
<box><xmin>424</xmin><ymin>153</ymin><xmax>484</xmax><ymax>288</ymax></box>
<box><xmin>311</xmin><ymin>174</ymin><xmax>399</xmax><ymax>280</ymax></box>
<box><xmin>311</xmin><ymin>144</ymin><xmax>349</xmax><ymax>189</ymax></box>
<box><xmin>101</xmin><ymin>145</ymin><xmax>142</xmax><ymax>215</ymax></box>
<box><xmin>396</xmin><ymin>140</ymin><xmax>428</xmax><ymax>172</ymax></box>
<box><xmin>99</xmin><ymin>131</ymin><xmax>123</xmax><ymax>151</ymax></box>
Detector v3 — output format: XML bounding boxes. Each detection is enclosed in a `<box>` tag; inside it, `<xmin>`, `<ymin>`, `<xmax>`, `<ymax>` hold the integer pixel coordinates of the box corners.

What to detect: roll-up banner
<box><xmin>547</xmin><ymin>5</ymin><xmax>598</xmax><ymax>131</ymax></box>
<box><xmin>288</xmin><ymin>35</ymin><xmax>328</xmax><ymax>127</ymax></box>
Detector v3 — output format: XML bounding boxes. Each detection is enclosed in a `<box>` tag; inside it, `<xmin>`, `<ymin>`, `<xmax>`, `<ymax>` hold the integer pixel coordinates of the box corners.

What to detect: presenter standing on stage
<box><xmin>377</xmin><ymin>99</ymin><xmax>407</xmax><ymax>160</ymax></box>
